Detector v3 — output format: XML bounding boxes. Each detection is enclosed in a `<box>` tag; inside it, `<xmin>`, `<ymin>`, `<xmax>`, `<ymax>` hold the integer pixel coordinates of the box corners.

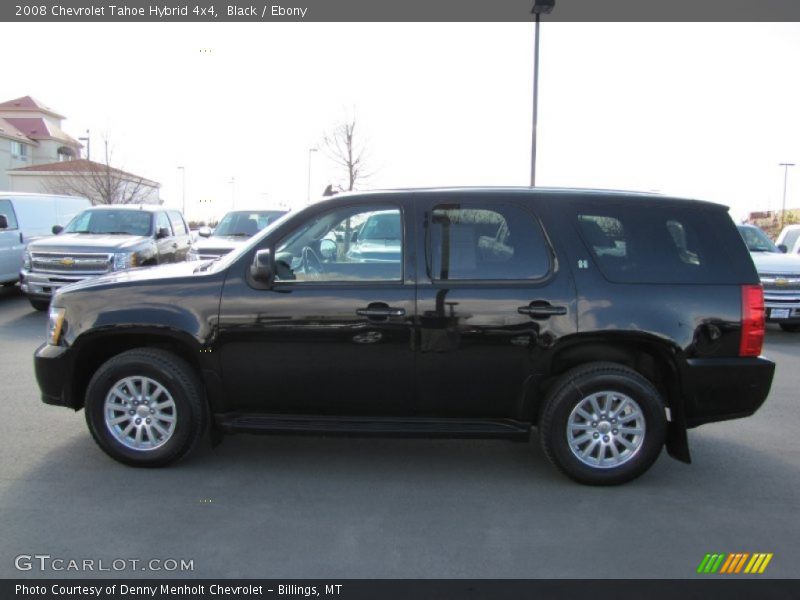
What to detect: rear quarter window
<box><xmin>575</xmin><ymin>204</ymin><xmax>752</xmax><ymax>284</ymax></box>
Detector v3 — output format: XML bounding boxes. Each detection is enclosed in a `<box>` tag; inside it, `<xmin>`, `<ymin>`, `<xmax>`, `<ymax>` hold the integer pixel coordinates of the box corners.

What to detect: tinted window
<box><xmin>427</xmin><ymin>204</ymin><xmax>549</xmax><ymax>281</ymax></box>
<box><xmin>168</xmin><ymin>211</ymin><xmax>188</xmax><ymax>235</ymax></box>
<box><xmin>275</xmin><ymin>205</ymin><xmax>402</xmax><ymax>283</ymax></box>
<box><xmin>0</xmin><ymin>199</ymin><xmax>18</xmax><ymax>229</ymax></box>
<box><xmin>737</xmin><ymin>225</ymin><xmax>778</xmax><ymax>253</ymax></box>
<box><xmin>577</xmin><ymin>205</ymin><xmax>743</xmax><ymax>284</ymax></box>
<box><xmin>215</xmin><ymin>211</ymin><xmax>285</xmax><ymax>237</ymax></box>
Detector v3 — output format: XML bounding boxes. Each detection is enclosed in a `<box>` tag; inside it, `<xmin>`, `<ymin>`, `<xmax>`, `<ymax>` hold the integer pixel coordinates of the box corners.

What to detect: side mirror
<box><xmin>320</xmin><ymin>239</ymin><xmax>337</xmax><ymax>261</ymax></box>
<box><xmin>156</xmin><ymin>227</ymin><xmax>170</xmax><ymax>239</ymax></box>
<box><xmin>52</xmin><ymin>225</ymin><xmax>64</xmax><ymax>235</ymax></box>
<box><xmin>198</xmin><ymin>226</ymin><xmax>212</xmax><ymax>238</ymax></box>
<box><xmin>250</xmin><ymin>249</ymin><xmax>274</xmax><ymax>285</ymax></box>
<box><xmin>0</xmin><ymin>214</ymin><xmax>8</xmax><ymax>229</ymax></box>
<box><xmin>777</xmin><ymin>244</ymin><xmax>788</xmax><ymax>254</ymax></box>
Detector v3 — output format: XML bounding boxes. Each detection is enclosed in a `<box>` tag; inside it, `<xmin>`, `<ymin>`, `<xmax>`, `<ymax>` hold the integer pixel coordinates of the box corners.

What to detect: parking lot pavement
<box><xmin>1</xmin><ymin>285</ymin><xmax>799</xmax><ymax>579</ymax></box>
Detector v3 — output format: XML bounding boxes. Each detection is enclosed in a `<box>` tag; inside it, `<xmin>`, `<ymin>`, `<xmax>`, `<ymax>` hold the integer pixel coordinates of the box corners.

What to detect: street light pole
<box><xmin>177</xmin><ymin>166</ymin><xmax>186</xmax><ymax>216</ymax></box>
<box><xmin>78</xmin><ymin>129</ymin><xmax>90</xmax><ymax>161</ymax></box>
<box><xmin>779</xmin><ymin>163</ymin><xmax>795</xmax><ymax>231</ymax></box>
<box><xmin>530</xmin><ymin>0</ymin><xmax>555</xmax><ymax>187</ymax></box>
<box><xmin>307</xmin><ymin>148</ymin><xmax>318</xmax><ymax>204</ymax></box>
<box><xmin>229</xmin><ymin>177</ymin><xmax>236</xmax><ymax>211</ymax></box>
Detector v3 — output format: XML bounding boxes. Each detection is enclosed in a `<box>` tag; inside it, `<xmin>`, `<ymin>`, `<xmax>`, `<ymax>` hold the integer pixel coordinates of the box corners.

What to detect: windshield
<box><xmin>213</xmin><ymin>210</ymin><xmax>287</xmax><ymax>237</ymax></box>
<box><xmin>64</xmin><ymin>209</ymin><xmax>153</xmax><ymax>236</ymax></box>
<box><xmin>738</xmin><ymin>225</ymin><xmax>779</xmax><ymax>253</ymax></box>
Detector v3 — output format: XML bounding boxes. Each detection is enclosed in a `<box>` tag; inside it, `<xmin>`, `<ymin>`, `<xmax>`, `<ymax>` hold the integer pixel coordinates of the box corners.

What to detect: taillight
<box><xmin>740</xmin><ymin>284</ymin><xmax>765</xmax><ymax>357</ymax></box>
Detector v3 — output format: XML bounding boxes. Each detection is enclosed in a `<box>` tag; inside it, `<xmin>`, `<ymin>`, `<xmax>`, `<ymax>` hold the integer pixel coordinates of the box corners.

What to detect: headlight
<box><xmin>112</xmin><ymin>252</ymin><xmax>138</xmax><ymax>271</ymax></box>
<box><xmin>47</xmin><ymin>307</ymin><xmax>66</xmax><ymax>346</ymax></box>
<box><xmin>23</xmin><ymin>251</ymin><xmax>31</xmax><ymax>270</ymax></box>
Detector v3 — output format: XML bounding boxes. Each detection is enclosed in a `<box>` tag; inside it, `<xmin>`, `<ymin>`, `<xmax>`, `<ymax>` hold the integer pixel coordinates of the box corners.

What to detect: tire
<box><xmin>2</xmin><ymin>281</ymin><xmax>16</xmax><ymax>288</ymax></box>
<box><xmin>29</xmin><ymin>298</ymin><xmax>50</xmax><ymax>311</ymax></box>
<box><xmin>539</xmin><ymin>362</ymin><xmax>667</xmax><ymax>486</ymax></box>
<box><xmin>779</xmin><ymin>323</ymin><xmax>800</xmax><ymax>333</ymax></box>
<box><xmin>84</xmin><ymin>349</ymin><xmax>207</xmax><ymax>467</ymax></box>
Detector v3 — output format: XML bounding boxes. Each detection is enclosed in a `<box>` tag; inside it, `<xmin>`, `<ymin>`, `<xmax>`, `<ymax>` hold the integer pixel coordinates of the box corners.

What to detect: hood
<box><xmin>27</xmin><ymin>233</ymin><xmax>149</xmax><ymax>253</ymax></box>
<box><xmin>749</xmin><ymin>251</ymin><xmax>800</xmax><ymax>275</ymax></box>
<box><xmin>57</xmin><ymin>261</ymin><xmax>205</xmax><ymax>295</ymax></box>
<box><xmin>192</xmin><ymin>235</ymin><xmax>248</xmax><ymax>252</ymax></box>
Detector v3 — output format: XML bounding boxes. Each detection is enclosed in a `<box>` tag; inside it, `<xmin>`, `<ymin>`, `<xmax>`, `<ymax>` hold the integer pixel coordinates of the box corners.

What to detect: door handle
<box><xmin>518</xmin><ymin>303</ymin><xmax>567</xmax><ymax>318</ymax></box>
<box><xmin>356</xmin><ymin>306</ymin><xmax>406</xmax><ymax>318</ymax></box>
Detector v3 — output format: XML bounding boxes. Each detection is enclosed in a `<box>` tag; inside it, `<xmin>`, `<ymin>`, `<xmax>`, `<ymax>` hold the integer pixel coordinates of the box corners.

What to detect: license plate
<box><xmin>771</xmin><ymin>308</ymin><xmax>791</xmax><ymax>319</ymax></box>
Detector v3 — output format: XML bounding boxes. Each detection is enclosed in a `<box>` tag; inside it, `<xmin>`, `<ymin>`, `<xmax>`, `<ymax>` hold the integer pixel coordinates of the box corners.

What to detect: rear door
<box><xmin>414</xmin><ymin>193</ymin><xmax>577</xmax><ymax>419</ymax></box>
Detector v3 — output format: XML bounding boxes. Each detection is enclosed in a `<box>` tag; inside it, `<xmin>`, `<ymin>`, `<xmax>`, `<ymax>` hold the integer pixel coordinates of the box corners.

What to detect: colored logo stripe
<box><xmin>697</xmin><ymin>553</ymin><xmax>773</xmax><ymax>574</ymax></box>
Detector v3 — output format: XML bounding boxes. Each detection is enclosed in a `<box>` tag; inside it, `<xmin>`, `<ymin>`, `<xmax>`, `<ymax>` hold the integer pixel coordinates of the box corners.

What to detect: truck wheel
<box><xmin>84</xmin><ymin>349</ymin><xmax>207</xmax><ymax>467</ymax></box>
<box><xmin>539</xmin><ymin>362</ymin><xmax>667</xmax><ymax>486</ymax></box>
<box><xmin>29</xmin><ymin>298</ymin><xmax>49</xmax><ymax>311</ymax></box>
<box><xmin>779</xmin><ymin>324</ymin><xmax>800</xmax><ymax>333</ymax></box>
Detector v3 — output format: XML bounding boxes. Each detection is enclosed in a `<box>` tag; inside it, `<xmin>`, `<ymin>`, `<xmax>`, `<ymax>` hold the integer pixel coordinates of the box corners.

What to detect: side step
<box><xmin>215</xmin><ymin>413</ymin><xmax>531</xmax><ymax>440</ymax></box>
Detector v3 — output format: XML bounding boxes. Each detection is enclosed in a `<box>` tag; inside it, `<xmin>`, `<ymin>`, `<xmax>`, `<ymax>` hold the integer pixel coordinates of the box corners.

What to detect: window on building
<box><xmin>10</xmin><ymin>141</ymin><xmax>28</xmax><ymax>160</ymax></box>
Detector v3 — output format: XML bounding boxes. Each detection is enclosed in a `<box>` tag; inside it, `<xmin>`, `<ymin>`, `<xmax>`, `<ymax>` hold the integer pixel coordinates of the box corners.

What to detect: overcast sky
<box><xmin>4</xmin><ymin>22</ymin><xmax>800</xmax><ymax>221</ymax></box>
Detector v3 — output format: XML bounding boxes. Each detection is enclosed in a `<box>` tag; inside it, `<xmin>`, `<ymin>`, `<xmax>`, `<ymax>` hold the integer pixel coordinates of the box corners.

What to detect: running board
<box><xmin>215</xmin><ymin>413</ymin><xmax>531</xmax><ymax>440</ymax></box>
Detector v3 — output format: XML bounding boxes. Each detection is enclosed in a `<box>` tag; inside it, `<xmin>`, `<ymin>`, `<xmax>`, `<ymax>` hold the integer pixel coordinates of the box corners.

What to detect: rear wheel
<box><xmin>84</xmin><ymin>349</ymin><xmax>206</xmax><ymax>467</ymax></box>
<box><xmin>539</xmin><ymin>362</ymin><xmax>667</xmax><ymax>485</ymax></box>
<box><xmin>29</xmin><ymin>298</ymin><xmax>49</xmax><ymax>311</ymax></box>
<box><xmin>779</xmin><ymin>323</ymin><xmax>800</xmax><ymax>333</ymax></box>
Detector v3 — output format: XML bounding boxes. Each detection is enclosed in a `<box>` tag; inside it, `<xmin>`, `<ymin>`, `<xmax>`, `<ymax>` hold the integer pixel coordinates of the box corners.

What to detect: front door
<box><xmin>217</xmin><ymin>201</ymin><xmax>416</xmax><ymax>415</ymax></box>
<box><xmin>413</xmin><ymin>194</ymin><xmax>577</xmax><ymax>419</ymax></box>
<box><xmin>0</xmin><ymin>199</ymin><xmax>22</xmax><ymax>282</ymax></box>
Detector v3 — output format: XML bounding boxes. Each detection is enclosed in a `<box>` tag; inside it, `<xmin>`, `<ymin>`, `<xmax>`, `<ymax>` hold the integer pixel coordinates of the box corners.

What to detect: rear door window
<box><xmin>427</xmin><ymin>203</ymin><xmax>550</xmax><ymax>281</ymax></box>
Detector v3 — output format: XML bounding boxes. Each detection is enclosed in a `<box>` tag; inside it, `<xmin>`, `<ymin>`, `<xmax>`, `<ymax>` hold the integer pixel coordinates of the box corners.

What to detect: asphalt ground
<box><xmin>0</xmin><ymin>284</ymin><xmax>798</xmax><ymax>579</ymax></box>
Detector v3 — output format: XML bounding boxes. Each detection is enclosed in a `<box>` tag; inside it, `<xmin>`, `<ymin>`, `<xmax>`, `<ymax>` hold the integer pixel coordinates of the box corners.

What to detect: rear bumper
<box><xmin>34</xmin><ymin>343</ymin><xmax>76</xmax><ymax>408</ymax></box>
<box><xmin>682</xmin><ymin>357</ymin><xmax>775</xmax><ymax>427</ymax></box>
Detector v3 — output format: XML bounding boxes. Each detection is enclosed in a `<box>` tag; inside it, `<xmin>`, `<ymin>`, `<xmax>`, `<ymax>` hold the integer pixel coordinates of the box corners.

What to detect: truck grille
<box><xmin>30</xmin><ymin>252</ymin><xmax>112</xmax><ymax>275</ymax></box>
<box><xmin>760</xmin><ymin>273</ymin><xmax>800</xmax><ymax>292</ymax></box>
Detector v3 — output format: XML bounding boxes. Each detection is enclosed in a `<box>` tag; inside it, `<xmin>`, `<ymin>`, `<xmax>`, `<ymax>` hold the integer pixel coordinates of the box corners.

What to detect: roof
<box><xmin>82</xmin><ymin>204</ymin><xmax>164</xmax><ymax>212</ymax></box>
<box><xmin>321</xmin><ymin>187</ymin><xmax>727</xmax><ymax>209</ymax></box>
<box><xmin>0</xmin><ymin>95</ymin><xmax>66</xmax><ymax>119</ymax></box>
<box><xmin>0</xmin><ymin>118</ymin><xmax>34</xmax><ymax>143</ymax></box>
<box><xmin>9</xmin><ymin>159</ymin><xmax>158</xmax><ymax>187</ymax></box>
<box><xmin>2</xmin><ymin>117</ymin><xmax>79</xmax><ymax>145</ymax></box>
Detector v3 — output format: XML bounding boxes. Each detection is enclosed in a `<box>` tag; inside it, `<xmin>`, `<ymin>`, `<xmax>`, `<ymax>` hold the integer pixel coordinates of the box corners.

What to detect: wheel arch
<box><xmin>527</xmin><ymin>333</ymin><xmax>691</xmax><ymax>463</ymax></box>
<box><xmin>68</xmin><ymin>329</ymin><xmax>207</xmax><ymax>411</ymax></box>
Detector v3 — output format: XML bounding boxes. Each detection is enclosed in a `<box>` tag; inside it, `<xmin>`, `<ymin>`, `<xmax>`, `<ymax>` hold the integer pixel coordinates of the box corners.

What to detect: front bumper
<box><xmin>682</xmin><ymin>356</ymin><xmax>775</xmax><ymax>427</ymax></box>
<box><xmin>20</xmin><ymin>269</ymin><xmax>94</xmax><ymax>299</ymax></box>
<box><xmin>34</xmin><ymin>343</ymin><xmax>76</xmax><ymax>408</ymax></box>
<box><xmin>763</xmin><ymin>291</ymin><xmax>800</xmax><ymax>323</ymax></box>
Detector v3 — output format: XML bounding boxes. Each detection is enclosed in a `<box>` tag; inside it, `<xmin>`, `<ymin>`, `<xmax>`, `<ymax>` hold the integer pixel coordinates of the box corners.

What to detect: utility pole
<box><xmin>779</xmin><ymin>163</ymin><xmax>795</xmax><ymax>231</ymax></box>
<box><xmin>530</xmin><ymin>0</ymin><xmax>555</xmax><ymax>187</ymax></box>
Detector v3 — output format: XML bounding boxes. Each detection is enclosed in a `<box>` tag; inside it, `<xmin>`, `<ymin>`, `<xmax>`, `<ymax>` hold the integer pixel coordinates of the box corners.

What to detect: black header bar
<box><xmin>4</xmin><ymin>0</ymin><xmax>800</xmax><ymax>23</ymax></box>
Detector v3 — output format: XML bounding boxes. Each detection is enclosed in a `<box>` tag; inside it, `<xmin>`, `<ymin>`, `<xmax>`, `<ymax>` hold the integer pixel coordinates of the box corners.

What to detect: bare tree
<box><xmin>45</xmin><ymin>135</ymin><xmax>153</xmax><ymax>205</ymax></box>
<box><xmin>321</xmin><ymin>114</ymin><xmax>371</xmax><ymax>192</ymax></box>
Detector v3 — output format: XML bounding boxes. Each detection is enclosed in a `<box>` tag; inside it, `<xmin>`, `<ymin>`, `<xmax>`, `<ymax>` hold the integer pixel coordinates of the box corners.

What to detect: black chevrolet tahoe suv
<box><xmin>20</xmin><ymin>204</ymin><xmax>192</xmax><ymax>311</ymax></box>
<box><xmin>34</xmin><ymin>188</ymin><xmax>775</xmax><ymax>485</ymax></box>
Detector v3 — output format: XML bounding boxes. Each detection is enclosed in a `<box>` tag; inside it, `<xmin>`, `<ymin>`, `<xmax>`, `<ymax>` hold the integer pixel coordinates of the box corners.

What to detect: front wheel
<box><xmin>84</xmin><ymin>349</ymin><xmax>207</xmax><ymax>467</ymax></box>
<box><xmin>539</xmin><ymin>362</ymin><xmax>667</xmax><ymax>486</ymax></box>
<box><xmin>779</xmin><ymin>323</ymin><xmax>800</xmax><ymax>333</ymax></box>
